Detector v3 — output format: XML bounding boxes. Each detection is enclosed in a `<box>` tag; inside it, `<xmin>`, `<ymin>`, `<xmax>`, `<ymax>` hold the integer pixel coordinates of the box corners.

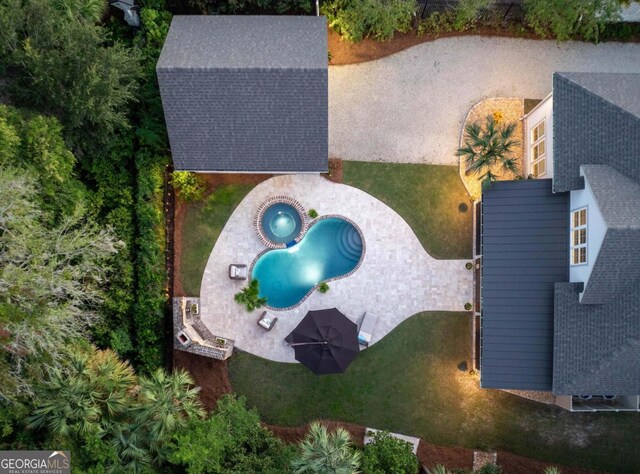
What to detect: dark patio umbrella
<box><xmin>286</xmin><ymin>308</ymin><xmax>359</xmax><ymax>375</ymax></box>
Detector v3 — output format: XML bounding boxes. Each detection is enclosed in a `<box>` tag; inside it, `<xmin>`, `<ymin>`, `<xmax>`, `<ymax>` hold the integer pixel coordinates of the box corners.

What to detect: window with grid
<box><xmin>570</xmin><ymin>208</ymin><xmax>587</xmax><ymax>265</ymax></box>
<box><xmin>530</xmin><ymin>120</ymin><xmax>546</xmax><ymax>177</ymax></box>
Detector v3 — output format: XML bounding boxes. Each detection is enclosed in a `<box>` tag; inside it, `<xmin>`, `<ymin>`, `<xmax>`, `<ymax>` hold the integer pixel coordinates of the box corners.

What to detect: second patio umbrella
<box><xmin>286</xmin><ymin>308</ymin><xmax>359</xmax><ymax>375</ymax></box>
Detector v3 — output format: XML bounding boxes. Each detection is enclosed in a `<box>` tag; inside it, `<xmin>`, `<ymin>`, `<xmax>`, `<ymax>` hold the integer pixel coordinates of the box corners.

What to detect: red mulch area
<box><xmin>268</xmin><ymin>421</ymin><xmax>366</xmax><ymax>448</ymax></box>
<box><xmin>173</xmin><ymin>349</ymin><xmax>232</xmax><ymax>411</ymax></box>
<box><xmin>328</xmin><ymin>26</ymin><xmax>541</xmax><ymax>66</ymax></box>
<box><xmin>417</xmin><ymin>440</ymin><xmax>474</xmax><ymax>472</ymax></box>
<box><xmin>497</xmin><ymin>451</ymin><xmax>602</xmax><ymax>474</ymax></box>
<box><xmin>172</xmin><ymin>173</ymin><xmax>272</xmax><ymax>297</ymax></box>
<box><xmin>322</xmin><ymin>157</ymin><xmax>343</xmax><ymax>183</ymax></box>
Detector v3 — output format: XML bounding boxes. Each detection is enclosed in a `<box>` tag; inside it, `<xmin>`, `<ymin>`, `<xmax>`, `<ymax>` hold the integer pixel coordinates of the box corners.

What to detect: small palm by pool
<box><xmin>252</xmin><ymin>218</ymin><xmax>363</xmax><ymax>309</ymax></box>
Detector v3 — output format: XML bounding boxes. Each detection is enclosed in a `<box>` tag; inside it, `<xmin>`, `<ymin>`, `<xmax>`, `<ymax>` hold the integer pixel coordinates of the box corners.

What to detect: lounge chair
<box><xmin>229</xmin><ymin>264</ymin><xmax>248</xmax><ymax>280</ymax></box>
<box><xmin>358</xmin><ymin>312</ymin><xmax>378</xmax><ymax>347</ymax></box>
<box><xmin>258</xmin><ymin>311</ymin><xmax>278</xmax><ymax>331</ymax></box>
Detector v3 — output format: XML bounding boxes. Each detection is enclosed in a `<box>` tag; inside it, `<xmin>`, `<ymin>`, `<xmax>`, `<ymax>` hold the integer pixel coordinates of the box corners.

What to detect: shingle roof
<box><xmin>579</xmin><ymin>165</ymin><xmax>640</xmax><ymax>304</ymax></box>
<box><xmin>552</xmin><ymin>72</ymin><xmax>640</xmax><ymax>193</ymax></box>
<box><xmin>480</xmin><ymin>179</ymin><xmax>569</xmax><ymax>391</ymax></box>
<box><xmin>553</xmin><ymin>282</ymin><xmax>640</xmax><ymax>395</ymax></box>
<box><xmin>156</xmin><ymin>16</ymin><xmax>328</xmax><ymax>173</ymax></box>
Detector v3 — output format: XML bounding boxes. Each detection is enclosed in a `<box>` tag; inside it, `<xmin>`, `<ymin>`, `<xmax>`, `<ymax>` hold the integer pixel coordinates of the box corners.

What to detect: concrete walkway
<box><xmin>329</xmin><ymin>37</ymin><xmax>640</xmax><ymax>165</ymax></box>
<box><xmin>199</xmin><ymin>175</ymin><xmax>472</xmax><ymax>362</ymax></box>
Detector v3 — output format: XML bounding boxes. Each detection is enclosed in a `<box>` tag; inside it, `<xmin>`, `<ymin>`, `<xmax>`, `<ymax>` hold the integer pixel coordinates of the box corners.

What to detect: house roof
<box><xmin>156</xmin><ymin>16</ymin><xmax>328</xmax><ymax>173</ymax></box>
<box><xmin>552</xmin><ymin>72</ymin><xmax>640</xmax><ymax>192</ymax></box>
<box><xmin>579</xmin><ymin>165</ymin><xmax>640</xmax><ymax>304</ymax></box>
<box><xmin>480</xmin><ymin>179</ymin><xmax>569</xmax><ymax>391</ymax></box>
<box><xmin>553</xmin><ymin>282</ymin><xmax>640</xmax><ymax>395</ymax></box>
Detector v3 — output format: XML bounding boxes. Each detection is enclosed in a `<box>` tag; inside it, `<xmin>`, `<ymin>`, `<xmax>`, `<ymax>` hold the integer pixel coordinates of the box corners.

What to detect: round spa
<box><xmin>255</xmin><ymin>197</ymin><xmax>306</xmax><ymax>248</ymax></box>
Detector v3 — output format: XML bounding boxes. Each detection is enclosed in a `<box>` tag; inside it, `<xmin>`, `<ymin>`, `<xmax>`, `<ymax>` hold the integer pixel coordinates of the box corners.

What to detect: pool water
<box><xmin>260</xmin><ymin>203</ymin><xmax>302</xmax><ymax>244</ymax></box>
<box><xmin>252</xmin><ymin>218</ymin><xmax>363</xmax><ymax>309</ymax></box>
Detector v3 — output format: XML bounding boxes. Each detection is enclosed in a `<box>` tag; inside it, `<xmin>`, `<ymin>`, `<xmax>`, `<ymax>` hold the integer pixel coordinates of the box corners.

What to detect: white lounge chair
<box><xmin>358</xmin><ymin>312</ymin><xmax>378</xmax><ymax>347</ymax></box>
<box><xmin>258</xmin><ymin>311</ymin><xmax>278</xmax><ymax>331</ymax></box>
<box><xmin>229</xmin><ymin>264</ymin><xmax>248</xmax><ymax>280</ymax></box>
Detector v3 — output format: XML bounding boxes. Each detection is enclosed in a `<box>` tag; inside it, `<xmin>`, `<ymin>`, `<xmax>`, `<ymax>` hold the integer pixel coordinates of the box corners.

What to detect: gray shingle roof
<box><xmin>480</xmin><ymin>179</ymin><xmax>569</xmax><ymax>391</ymax></box>
<box><xmin>553</xmin><ymin>282</ymin><xmax>640</xmax><ymax>395</ymax></box>
<box><xmin>579</xmin><ymin>165</ymin><xmax>640</xmax><ymax>304</ymax></box>
<box><xmin>156</xmin><ymin>16</ymin><xmax>328</xmax><ymax>173</ymax></box>
<box><xmin>552</xmin><ymin>72</ymin><xmax>640</xmax><ymax>193</ymax></box>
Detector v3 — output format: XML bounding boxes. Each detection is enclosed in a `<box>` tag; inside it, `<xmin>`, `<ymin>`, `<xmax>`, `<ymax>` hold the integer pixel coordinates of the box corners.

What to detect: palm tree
<box><xmin>28</xmin><ymin>349</ymin><xmax>134</xmax><ymax>438</ymax></box>
<box><xmin>544</xmin><ymin>467</ymin><xmax>562</xmax><ymax>474</ymax></box>
<box><xmin>52</xmin><ymin>0</ymin><xmax>107</xmax><ymax>23</ymax></box>
<box><xmin>291</xmin><ymin>422</ymin><xmax>361</xmax><ymax>474</ymax></box>
<box><xmin>134</xmin><ymin>369</ymin><xmax>205</xmax><ymax>461</ymax></box>
<box><xmin>431</xmin><ymin>466</ymin><xmax>449</xmax><ymax>474</ymax></box>
<box><xmin>234</xmin><ymin>278</ymin><xmax>267</xmax><ymax>312</ymax></box>
<box><xmin>456</xmin><ymin>115</ymin><xmax>521</xmax><ymax>190</ymax></box>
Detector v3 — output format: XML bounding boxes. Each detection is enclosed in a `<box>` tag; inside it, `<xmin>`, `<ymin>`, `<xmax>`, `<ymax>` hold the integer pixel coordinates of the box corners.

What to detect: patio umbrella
<box><xmin>286</xmin><ymin>308</ymin><xmax>359</xmax><ymax>375</ymax></box>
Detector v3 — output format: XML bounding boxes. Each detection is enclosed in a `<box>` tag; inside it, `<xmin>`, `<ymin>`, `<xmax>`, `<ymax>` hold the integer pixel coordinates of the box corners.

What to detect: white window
<box><xmin>570</xmin><ymin>208</ymin><xmax>587</xmax><ymax>265</ymax></box>
<box><xmin>530</xmin><ymin>120</ymin><xmax>546</xmax><ymax>178</ymax></box>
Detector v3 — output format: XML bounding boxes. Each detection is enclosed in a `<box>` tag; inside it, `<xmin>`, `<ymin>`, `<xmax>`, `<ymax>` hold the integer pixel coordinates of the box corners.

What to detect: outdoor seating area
<box><xmin>173</xmin><ymin>297</ymin><xmax>235</xmax><ymax>360</ymax></box>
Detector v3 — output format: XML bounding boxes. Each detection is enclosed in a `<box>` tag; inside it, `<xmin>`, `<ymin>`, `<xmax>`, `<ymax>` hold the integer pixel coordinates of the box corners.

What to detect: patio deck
<box><xmin>199</xmin><ymin>174</ymin><xmax>472</xmax><ymax>362</ymax></box>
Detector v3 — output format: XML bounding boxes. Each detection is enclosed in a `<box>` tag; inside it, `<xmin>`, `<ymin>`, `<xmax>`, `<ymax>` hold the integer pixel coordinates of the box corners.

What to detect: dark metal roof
<box><xmin>552</xmin><ymin>72</ymin><xmax>640</xmax><ymax>192</ymax></box>
<box><xmin>579</xmin><ymin>165</ymin><xmax>640</xmax><ymax>304</ymax></box>
<box><xmin>553</xmin><ymin>283</ymin><xmax>640</xmax><ymax>395</ymax></box>
<box><xmin>156</xmin><ymin>16</ymin><xmax>328</xmax><ymax>173</ymax></box>
<box><xmin>480</xmin><ymin>179</ymin><xmax>568</xmax><ymax>391</ymax></box>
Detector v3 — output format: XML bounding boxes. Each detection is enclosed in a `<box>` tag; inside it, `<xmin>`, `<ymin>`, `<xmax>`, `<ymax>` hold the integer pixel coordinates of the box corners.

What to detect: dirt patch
<box><xmin>322</xmin><ymin>158</ymin><xmax>343</xmax><ymax>183</ymax></box>
<box><xmin>267</xmin><ymin>420</ymin><xmax>366</xmax><ymax>447</ymax></box>
<box><xmin>173</xmin><ymin>349</ymin><xmax>232</xmax><ymax>411</ymax></box>
<box><xmin>173</xmin><ymin>173</ymin><xmax>272</xmax><ymax>297</ymax></box>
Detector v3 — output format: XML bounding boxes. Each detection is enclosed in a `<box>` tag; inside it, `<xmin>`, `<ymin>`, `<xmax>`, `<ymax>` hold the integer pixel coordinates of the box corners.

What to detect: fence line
<box><xmin>416</xmin><ymin>0</ymin><xmax>526</xmax><ymax>22</ymax></box>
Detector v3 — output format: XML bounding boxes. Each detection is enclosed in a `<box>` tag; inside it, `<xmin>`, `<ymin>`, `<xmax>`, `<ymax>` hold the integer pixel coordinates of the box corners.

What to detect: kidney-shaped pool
<box><xmin>251</xmin><ymin>217</ymin><xmax>364</xmax><ymax>309</ymax></box>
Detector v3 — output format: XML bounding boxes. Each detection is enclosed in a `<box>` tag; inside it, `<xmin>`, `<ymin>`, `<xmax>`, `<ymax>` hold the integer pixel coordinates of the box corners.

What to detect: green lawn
<box><xmin>343</xmin><ymin>162</ymin><xmax>472</xmax><ymax>259</ymax></box>
<box><xmin>178</xmin><ymin>184</ymin><xmax>256</xmax><ymax>295</ymax></box>
<box><xmin>229</xmin><ymin>312</ymin><xmax>640</xmax><ymax>473</ymax></box>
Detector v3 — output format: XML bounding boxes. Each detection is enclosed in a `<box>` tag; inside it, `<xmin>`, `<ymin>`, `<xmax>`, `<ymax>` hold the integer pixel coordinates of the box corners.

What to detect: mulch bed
<box><xmin>173</xmin><ymin>349</ymin><xmax>232</xmax><ymax>411</ymax></box>
<box><xmin>328</xmin><ymin>25</ymin><xmax>541</xmax><ymax>66</ymax></box>
<box><xmin>322</xmin><ymin>157</ymin><xmax>343</xmax><ymax>183</ymax></box>
<box><xmin>172</xmin><ymin>173</ymin><xmax>272</xmax><ymax>297</ymax></box>
<box><xmin>328</xmin><ymin>25</ymin><xmax>640</xmax><ymax>66</ymax></box>
<box><xmin>268</xmin><ymin>421</ymin><xmax>366</xmax><ymax>448</ymax></box>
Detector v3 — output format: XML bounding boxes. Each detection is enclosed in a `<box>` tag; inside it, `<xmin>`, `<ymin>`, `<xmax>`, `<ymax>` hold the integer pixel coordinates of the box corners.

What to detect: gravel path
<box><xmin>329</xmin><ymin>36</ymin><xmax>640</xmax><ymax>165</ymax></box>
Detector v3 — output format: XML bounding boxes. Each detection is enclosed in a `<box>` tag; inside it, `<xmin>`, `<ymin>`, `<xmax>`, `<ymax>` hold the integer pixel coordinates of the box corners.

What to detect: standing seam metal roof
<box><xmin>481</xmin><ymin>179</ymin><xmax>568</xmax><ymax>391</ymax></box>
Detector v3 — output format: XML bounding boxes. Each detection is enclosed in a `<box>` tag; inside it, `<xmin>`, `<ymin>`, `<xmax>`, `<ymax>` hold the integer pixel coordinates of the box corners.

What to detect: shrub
<box><xmin>318</xmin><ymin>282</ymin><xmax>329</xmax><ymax>293</ymax></box>
<box><xmin>453</xmin><ymin>0</ymin><xmax>491</xmax><ymax>30</ymax></box>
<box><xmin>322</xmin><ymin>0</ymin><xmax>415</xmax><ymax>42</ymax></box>
<box><xmin>308</xmin><ymin>208</ymin><xmax>319</xmax><ymax>218</ymax></box>
<box><xmin>418</xmin><ymin>11</ymin><xmax>456</xmax><ymax>37</ymax></box>
<box><xmin>476</xmin><ymin>463</ymin><xmax>503</xmax><ymax>474</ymax></box>
<box><xmin>524</xmin><ymin>0</ymin><xmax>628</xmax><ymax>42</ymax></box>
<box><xmin>234</xmin><ymin>279</ymin><xmax>268</xmax><ymax>312</ymax></box>
<box><xmin>173</xmin><ymin>171</ymin><xmax>205</xmax><ymax>202</ymax></box>
<box><xmin>362</xmin><ymin>430</ymin><xmax>419</xmax><ymax>474</ymax></box>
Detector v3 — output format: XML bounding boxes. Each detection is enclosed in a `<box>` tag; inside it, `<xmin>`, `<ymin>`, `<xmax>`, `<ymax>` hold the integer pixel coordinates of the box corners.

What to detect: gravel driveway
<box><xmin>329</xmin><ymin>36</ymin><xmax>640</xmax><ymax>165</ymax></box>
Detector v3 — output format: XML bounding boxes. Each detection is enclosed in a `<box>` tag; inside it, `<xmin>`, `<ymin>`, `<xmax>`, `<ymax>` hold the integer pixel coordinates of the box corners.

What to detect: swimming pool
<box><xmin>252</xmin><ymin>217</ymin><xmax>364</xmax><ymax>309</ymax></box>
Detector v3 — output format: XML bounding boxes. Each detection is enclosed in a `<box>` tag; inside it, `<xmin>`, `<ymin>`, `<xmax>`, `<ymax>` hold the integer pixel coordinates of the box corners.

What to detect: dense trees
<box><xmin>322</xmin><ymin>0</ymin><xmax>415</xmax><ymax>42</ymax></box>
<box><xmin>524</xmin><ymin>0</ymin><xmax>631</xmax><ymax>42</ymax></box>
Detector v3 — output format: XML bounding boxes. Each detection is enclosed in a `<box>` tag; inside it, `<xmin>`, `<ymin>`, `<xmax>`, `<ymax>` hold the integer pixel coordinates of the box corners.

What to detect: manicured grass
<box><xmin>229</xmin><ymin>312</ymin><xmax>640</xmax><ymax>473</ymax></box>
<box><xmin>343</xmin><ymin>162</ymin><xmax>472</xmax><ymax>259</ymax></box>
<box><xmin>179</xmin><ymin>184</ymin><xmax>256</xmax><ymax>295</ymax></box>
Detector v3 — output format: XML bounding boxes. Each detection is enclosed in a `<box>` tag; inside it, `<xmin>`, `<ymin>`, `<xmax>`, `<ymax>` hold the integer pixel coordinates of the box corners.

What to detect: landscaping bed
<box><xmin>328</xmin><ymin>24</ymin><xmax>640</xmax><ymax>66</ymax></box>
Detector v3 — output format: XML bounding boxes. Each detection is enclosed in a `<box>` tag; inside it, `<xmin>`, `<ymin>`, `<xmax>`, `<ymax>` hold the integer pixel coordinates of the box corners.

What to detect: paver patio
<box><xmin>329</xmin><ymin>36</ymin><xmax>640</xmax><ymax>165</ymax></box>
<box><xmin>199</xmin><ymin>174</ymin><xmax>472</xmax><ymax>362</ymax></box>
